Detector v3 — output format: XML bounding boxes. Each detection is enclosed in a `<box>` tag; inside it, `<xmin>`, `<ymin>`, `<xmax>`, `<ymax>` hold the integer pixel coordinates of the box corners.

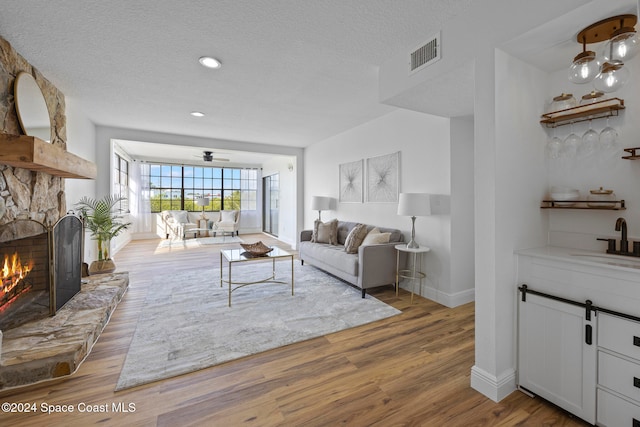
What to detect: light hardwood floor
<box><xmin>0</xmin><ymin>234</ymin><xmax>589</xmax><ymax>426</ymax></box>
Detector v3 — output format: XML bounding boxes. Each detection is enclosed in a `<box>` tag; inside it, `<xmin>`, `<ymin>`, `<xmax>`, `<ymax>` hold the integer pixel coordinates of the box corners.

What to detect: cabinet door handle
<box><xmin>635</xmin><ymin>377</ymin><xmax>640</xmax><ymax>389</ymax></box>
<box><xmin>635</xmin><ymin>336</ymin><xmax>640</xmax><ymax>347</ymax></box>
<box><xmin>585</xmin><ymin>324</ymin><xmax>592</xmax><ymax>345</ymax></box>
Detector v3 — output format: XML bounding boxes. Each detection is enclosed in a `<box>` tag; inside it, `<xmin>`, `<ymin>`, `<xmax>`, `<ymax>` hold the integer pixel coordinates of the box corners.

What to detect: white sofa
<box><xmin>212</xmin><ymin>210</ymin><xmax>240</xmax><ymax>237</ymax></box>
<box><xmin>160</xmin><ymin>210</ymin><xmax>200</xmax><ymax>239</ymax></box>
<box><xmin>160</xmin><ymin>210</ymin><xmax>241</xmax><ymax>239</ymax></box>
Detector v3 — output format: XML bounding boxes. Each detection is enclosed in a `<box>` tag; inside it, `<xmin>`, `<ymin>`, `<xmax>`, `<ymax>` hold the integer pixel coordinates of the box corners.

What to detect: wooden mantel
<box><xmin>0</xmin><ymin>134</ymin><xmax>97</xmax><ymax>179</ymax></box>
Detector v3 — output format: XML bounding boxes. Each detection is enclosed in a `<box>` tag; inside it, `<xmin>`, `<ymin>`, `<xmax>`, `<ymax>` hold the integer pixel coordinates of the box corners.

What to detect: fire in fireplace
<box><xmin>0</xmin><ymin>252</ymin><xmax>34</xmax><ymax>309</ymax></box>
<box><xmin>0</xmin><ymin>214</ymin><xmax>83</xmax><ymax>330</ymax></box>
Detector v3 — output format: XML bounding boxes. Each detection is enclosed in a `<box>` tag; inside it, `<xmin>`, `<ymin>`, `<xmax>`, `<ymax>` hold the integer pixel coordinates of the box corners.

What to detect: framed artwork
<box><xmin>339</xmin><ymin>160</ymin><xmax>363</xmax><ymax>203</ymax></box>
<box><xmin>366</xmin><ymin>152</ymin><xmax>399</xmax><ymax>203</ymax></box>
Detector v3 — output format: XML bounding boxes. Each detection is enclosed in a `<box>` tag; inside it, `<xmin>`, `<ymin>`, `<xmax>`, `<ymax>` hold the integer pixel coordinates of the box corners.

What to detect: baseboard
<box><xmin>402</xmin><ymin>282</ymin><xmax>474</xmax><ymax>308</ymax></box>
<box><xmin>470</xmin><ymin>365</ymin><xmax>516</xmax><ymax>402</ymax></box>
<box><xmin>132</xmin><ymin>232</ymin><xmax>160</xmax><ymax>240</ymax></box>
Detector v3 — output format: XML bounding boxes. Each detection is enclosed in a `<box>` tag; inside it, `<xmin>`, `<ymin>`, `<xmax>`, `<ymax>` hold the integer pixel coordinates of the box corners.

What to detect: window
<box><xmin>147</xmin><ymin>164</ymin><xmax>258</xmax><ymax>213</ymax></box>
<box><xmin>113</xmin><ymin>153</ymin><xmax>129</xmax><ymax>212</ymax></box>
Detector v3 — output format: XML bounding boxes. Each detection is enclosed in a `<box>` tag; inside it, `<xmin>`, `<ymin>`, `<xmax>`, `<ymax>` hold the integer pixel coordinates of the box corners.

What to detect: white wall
<box><xmin>304</xmin><ymin>109</ymin><xmax>457</xmax><ymax>301</ymax></box>
<box><xmin>64</xmin><ymin>97</ymin><xmax>97</xmax><ymax>263</ymax></box>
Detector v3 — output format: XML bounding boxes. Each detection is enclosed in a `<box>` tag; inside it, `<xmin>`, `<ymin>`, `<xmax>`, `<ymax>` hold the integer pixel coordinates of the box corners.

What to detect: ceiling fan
<box><xmin>198</xmin><ymin>151</ymin><xmax>230</xmax><ymax>162</ymax></box>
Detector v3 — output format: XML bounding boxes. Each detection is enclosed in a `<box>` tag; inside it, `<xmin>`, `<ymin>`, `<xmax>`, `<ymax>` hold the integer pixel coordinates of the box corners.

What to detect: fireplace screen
<box><xmin>52</xmin><ymin>215</ymin><xmax>83</xmax><ymax>312</ymax></box>
<box><xmin>0</xmin><ymin>214</ymin><xmax>83</xmax><ymax>330</ymax></box>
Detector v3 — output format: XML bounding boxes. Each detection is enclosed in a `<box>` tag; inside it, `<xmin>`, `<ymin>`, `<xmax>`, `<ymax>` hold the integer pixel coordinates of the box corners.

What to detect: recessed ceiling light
<box><xmin>198</xmin><ymin>56</ymin><xmax>222</xmax><ymax>69</ymax></box>
<box><xmin>190</xmin><ymin>111</ymin><xmax>205</xmax><ymax>117</ymax></box>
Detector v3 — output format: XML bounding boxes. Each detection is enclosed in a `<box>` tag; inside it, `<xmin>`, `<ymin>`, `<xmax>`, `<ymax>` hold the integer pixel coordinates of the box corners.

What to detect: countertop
<box><xmin>515</xmin><ymin>246</ymin><xmax>640</xmax><ymax>272</ymax></box>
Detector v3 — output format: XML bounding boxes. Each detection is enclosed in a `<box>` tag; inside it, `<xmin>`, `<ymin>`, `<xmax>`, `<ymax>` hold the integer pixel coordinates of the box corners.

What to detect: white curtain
<box><xmin>130</xmin><ymin>161</ymin><xmax>151</xmax><ymax>233</ymax></box>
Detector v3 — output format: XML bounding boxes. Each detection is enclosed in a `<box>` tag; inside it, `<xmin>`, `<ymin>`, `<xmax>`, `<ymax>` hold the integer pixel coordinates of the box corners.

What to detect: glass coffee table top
<box><xmin>221</xmin><ymin>246</ymin><xmax>292</xmax><ymax>262</ymax></box>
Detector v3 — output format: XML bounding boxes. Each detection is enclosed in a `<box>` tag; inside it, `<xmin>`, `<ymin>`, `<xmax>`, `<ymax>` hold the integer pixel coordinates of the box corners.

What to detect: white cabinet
<box><xmin>518</xmin><ymin>292</ymin><xmax>596</xmax><ymax>424</ymax></box>
<box><xmin>516</xmin><ymin>248</ymin><xmax>640</xmax><ymax>426</ymax></box>
<box><xmin>597</xmin><ymin>313</ymin><xmax>640</xmax><ymax>427</ymax></box>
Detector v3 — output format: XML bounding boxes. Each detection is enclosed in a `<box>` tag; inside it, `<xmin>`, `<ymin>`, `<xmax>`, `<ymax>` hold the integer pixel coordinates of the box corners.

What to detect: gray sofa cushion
<box><xmin>298</xmin><ymin>241</ymin><xmax>358</xmax><ymax>276</ymax></box>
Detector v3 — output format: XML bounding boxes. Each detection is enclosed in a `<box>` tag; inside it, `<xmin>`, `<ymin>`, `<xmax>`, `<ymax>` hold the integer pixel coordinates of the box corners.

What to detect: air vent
<box><xmin>409</xmin><ymin>32</ymin><xmax>441</xmax><ymax>74</ymax></box>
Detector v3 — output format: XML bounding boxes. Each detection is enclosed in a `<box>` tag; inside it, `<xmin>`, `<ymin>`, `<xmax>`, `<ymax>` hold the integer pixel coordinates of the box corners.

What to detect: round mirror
<box><xmin>14</xmin><ymin>72</ymin><xmax>52</xmax><ymax>142</ymax></box>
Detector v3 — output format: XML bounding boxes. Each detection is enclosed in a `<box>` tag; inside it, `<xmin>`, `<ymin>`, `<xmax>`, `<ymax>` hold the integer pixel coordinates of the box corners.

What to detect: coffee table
<box><xmin>220</xmin><ymin>247</ymin><xmax>294</xmax><ymax>307</ymax></box>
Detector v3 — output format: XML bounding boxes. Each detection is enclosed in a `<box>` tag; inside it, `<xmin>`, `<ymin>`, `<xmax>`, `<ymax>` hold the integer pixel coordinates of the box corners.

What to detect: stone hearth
<box><xmin>0</xmin><ymin>272</ymin><xmax>128</xmax><ymax>390</ymax></box>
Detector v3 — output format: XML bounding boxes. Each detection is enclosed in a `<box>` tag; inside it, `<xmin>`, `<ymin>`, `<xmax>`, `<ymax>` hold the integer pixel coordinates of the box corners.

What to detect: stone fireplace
<box><xmin>0</xmin><ymin>35</ymin><xmax>96</xmax><ymax>330</ymax></box>
<box><xmin>0</xmin><ymin>36</ymin><xmax>126</xmax><ymax>391</ymax></box>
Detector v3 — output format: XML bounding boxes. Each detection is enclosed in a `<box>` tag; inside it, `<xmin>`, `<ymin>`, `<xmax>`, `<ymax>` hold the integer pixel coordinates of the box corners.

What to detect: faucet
<box><xmin>615</xmin><ymin>217</ymin><xmax>628</xmax><ymax>253</ymax></box>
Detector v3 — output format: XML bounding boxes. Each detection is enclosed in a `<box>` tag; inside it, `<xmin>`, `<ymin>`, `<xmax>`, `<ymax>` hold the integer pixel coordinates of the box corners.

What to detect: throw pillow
<box><xmin>172</xmin><ymin>211</ymin><xmax>189</xmax><ymax>224</ymax></box>
<box><xmin>361</xmin><ymin>227</ymin><xmax>391</xmax><ymax>246</ymax></box>
<box><xmin>220</xmin><ymin>210</ymin><xmax>237</xmax><ymax>222</ymax></box>
<box><xmin>312</xmin><ymin>219</ymin><xmax>338</xmax><ymax>245</ymax></box>
<box><xmin>344</xmin><ymin>223</ymin><xmax>369</xmax><ymax>254</ymax></box>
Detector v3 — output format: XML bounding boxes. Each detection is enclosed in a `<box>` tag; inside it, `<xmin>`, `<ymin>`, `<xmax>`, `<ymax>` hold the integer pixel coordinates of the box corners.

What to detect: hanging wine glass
<box><xmin>561</xmin><ymin>123</ymin><xmax>580</xmax><ymax>158</ymax></box>
<box><xmin>580</xmin><ymin>120</ymin><xmax>599</xmax><ymax>157</ymax></box>
<box><xmin>546</xmin><ymin>128</ymin><xmax>562</xmax><ymax>159</ymax></box>
<box><xmin>600</xmin><ymin>117</ymin><xmax>618</xmax><ymax>150</ymax></box>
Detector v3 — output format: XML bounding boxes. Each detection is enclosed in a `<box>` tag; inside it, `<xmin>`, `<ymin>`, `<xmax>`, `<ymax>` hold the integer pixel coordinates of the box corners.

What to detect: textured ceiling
<box><xmin>0</xmin><ymin>0</ymin><xmax>474</xmax><ymax>149</ymax></box>
<box><xmin>2</xmin><ymin>0</ymin><xmax>635</xmax><ymax>166</ymax></box>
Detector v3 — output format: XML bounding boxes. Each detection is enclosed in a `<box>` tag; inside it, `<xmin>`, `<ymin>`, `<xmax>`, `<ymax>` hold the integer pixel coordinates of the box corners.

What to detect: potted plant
<box><xmin>75</xmin><ymin>195</ymin><xmax>131</xmax><ymax>275</ymax></box>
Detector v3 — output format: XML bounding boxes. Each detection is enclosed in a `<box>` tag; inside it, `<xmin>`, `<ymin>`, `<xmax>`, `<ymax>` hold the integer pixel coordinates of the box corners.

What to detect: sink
<box><xmin>569</xmin><ymin>253</ymin><xmax>640</xmax><ymax>268</ymax></box>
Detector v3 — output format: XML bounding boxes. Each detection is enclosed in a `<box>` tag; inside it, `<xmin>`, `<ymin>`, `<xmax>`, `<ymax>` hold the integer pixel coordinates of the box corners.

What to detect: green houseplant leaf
<box><xmin>75</xmin><ymin>195</ymin><xmax>132</xmax><ymax>261</ymax></box>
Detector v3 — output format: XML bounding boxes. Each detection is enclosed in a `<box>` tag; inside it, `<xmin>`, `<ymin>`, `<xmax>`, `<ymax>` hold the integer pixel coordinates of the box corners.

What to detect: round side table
<box><xmin>395</xmin><ymin>244</ymin><xmax>430</xmax><ymax>304</ymax></box>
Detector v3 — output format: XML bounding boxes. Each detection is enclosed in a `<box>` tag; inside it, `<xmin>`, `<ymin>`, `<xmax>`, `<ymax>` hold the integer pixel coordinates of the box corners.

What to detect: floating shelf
<box><xmin>622</xmin><ymin>147</ymin><xmax>640</xmax><ymax>160</ymax></box>
<box><xmin>541</xmin><ymin>200</ymin><xmax>626</xmax><ymax>210</ymax></box>
<box><xmin>540</xmin><ymin>98</ymin><xmax>624</xmax><ymax>128</ymax></box>
<box><xmin>0</xmin><ymin>134</ymin><xmax>97</xmax><ymax>179</ymax></box>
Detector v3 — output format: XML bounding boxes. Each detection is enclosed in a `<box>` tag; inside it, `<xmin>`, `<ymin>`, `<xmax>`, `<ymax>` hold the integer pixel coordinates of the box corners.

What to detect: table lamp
<box><xmin>311</xmin><ymin>196</ymin><xmax>331</xmax><ymax>221</ymax></box>
<box><xmin>397</xmin><ymin>193</ymin><xmax>431</xmax><ymax>248</ymax></box>
<box><xmin>196</xmin><ymin>197</ymin><xmax>210</xmax><ymax>220</ymax></box>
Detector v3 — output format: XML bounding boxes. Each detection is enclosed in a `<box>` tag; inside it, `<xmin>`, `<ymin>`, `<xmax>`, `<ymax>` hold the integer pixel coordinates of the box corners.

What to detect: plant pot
<box><xmin>89</xmin><ymin>259</ymin><xmax>116</xmax><ymax>275</ymax></box>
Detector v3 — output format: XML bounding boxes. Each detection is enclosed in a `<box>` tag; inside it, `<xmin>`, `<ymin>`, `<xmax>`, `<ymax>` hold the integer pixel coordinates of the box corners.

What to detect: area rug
<box><xmin>157</xmin><ymin>235</ymin><xmax>243</xmax><ymax>248</ymax></box>
<box><xmin>115</xmin><ymin>263</ymin><xmax>400</xmax><ymax>390</ymax></box>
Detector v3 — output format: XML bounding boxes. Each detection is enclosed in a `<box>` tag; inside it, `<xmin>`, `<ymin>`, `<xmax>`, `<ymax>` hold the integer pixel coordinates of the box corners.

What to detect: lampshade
<box><xmin>311</xmin><ymin>196</ymin><xmax>331</xmax><ymax>211</ymax></box>
<box><xmin>196</xmin><ymin>197</ymin><xmax>209</xmax><ymax>207</ymax></box>
<box><xmin>397</xmin><ymin>193</ymin><xmax>431</xmax><ymax>217</ymax></box>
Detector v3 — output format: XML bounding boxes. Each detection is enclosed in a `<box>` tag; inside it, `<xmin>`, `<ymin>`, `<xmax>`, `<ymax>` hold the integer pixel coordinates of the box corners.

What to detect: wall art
<box><xmin>339</xmin><ymin>159</ymin><xmax>363</xmax><ymax>203</ymax></box>
<box><xmin>366</xmin><ymin>151</ymin><xmax>399</xmax><ymax>203</ymax></box>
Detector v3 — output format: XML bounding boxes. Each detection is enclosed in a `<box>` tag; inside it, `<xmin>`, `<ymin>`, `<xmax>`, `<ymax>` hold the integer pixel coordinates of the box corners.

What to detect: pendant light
<box><xmin>593</xmin><ymin>61</ymin><xmax>630</xmax><ymax>93</ymax></box>
<box><xmin>601</xmin><ymin>18</ymin><xmax>640</xmax><ymax>62</ymax></box>
<box><xmin>568</xmin><ymin>37</ymin><xmax>600</xmax><ymax>84</ymax></box>
<box><xmin>569</xmin><ymin>14</ymin><xmax>637</xmax><ymax>91</ymax></box>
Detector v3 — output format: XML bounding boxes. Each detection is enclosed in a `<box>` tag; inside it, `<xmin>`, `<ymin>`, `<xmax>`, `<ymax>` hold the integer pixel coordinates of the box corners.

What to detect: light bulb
<box><xmin>568</xmin><ymin>49</ymin><xmax>600</xmax><ymax>84</ymax></box>
<box><xmin>568</xmin><ymin>55</ymin><xmax>600</xmax><ymax>84</ymax></box>
<box><xmin>602</xmin><ymin>29</ymin><xmax>640</xmax><ymax>62</ymax></box>
<box><xmin>593</xmin><ymin>61</ymin><xmax>630</xmax><ymax>93</ymax></box>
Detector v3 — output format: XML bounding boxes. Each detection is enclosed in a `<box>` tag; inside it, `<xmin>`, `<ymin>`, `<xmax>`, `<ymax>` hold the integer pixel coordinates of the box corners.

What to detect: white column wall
<box><xmin>471</xmin><ymin>48</ymin><xmax>550</xmax><ymax>401</ymax></box>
